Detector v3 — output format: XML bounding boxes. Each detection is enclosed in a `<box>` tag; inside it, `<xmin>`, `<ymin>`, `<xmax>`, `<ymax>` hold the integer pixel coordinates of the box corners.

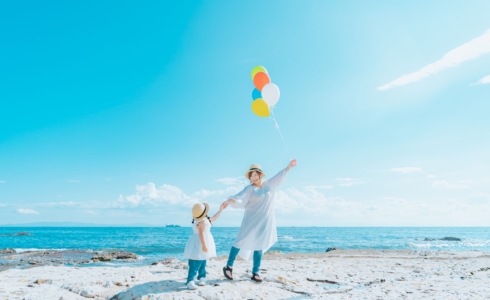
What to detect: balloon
<box><xmin>261</xmin><ymin>83</ymin><xmax>280</xmax><ymax>107</ymax></box>
<box><xmin>251</xmin><ymin>66</ymin><xmax>268</xmax><ymax>80</ymax></box>
<box><xmin>251</xmin><ymin>99</ymin><xmax>270</xmax><ymax>117</ymax></box>
<box><xmin>252</xmin><ymin>88</ymin><xmax>262</xmax><ymax>100</ymax></box>
<box><xmin>253</xmin><ymin>72</ymin><xmax>270</xmax><ymax>91</ymax></box>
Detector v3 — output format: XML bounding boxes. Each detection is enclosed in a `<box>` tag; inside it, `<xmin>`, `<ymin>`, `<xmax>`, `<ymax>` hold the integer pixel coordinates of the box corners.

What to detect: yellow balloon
<box><xmin>251</xmin><ymin>66</ymin><xmax>268</xmax><ymax>80</ymax></box>
<box><xmin>251</xmin><ymin>99</ymin><xmax>270</xmax><ymax>117</ymax></box>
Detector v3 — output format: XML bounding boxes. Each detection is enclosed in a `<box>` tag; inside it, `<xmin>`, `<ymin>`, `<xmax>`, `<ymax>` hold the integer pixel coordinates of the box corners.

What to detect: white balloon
<box><xmin>261</xmin><ymin>83</ymin><xmax>280</xmax><ymax>107</ymax></box>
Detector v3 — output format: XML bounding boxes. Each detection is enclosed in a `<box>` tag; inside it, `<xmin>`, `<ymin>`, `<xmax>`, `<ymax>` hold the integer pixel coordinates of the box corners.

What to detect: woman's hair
<box><xmin>248</xmin><ymin>170</ymin><xmax>262</xmax><ymax>180</ymax></box>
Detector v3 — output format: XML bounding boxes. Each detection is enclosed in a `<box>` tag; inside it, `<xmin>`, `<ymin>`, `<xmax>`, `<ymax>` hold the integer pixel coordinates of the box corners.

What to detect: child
<box><xmin>183</xmin><ymin>202</ymin><xmax>223</xmax><ymax>290</ymax></box>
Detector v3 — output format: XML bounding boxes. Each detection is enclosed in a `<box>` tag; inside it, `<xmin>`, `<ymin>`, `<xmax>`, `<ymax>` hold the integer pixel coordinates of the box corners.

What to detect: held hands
<box><xmin>221</xmin><ymin>199</ymin><xmax>233</xmax><ymax>210</ymax></box>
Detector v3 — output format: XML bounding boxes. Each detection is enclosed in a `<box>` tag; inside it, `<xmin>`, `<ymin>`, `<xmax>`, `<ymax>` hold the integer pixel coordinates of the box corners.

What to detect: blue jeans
<box><xmin>187</xmin><ymin>259</ymin><xmax>206</xmax><ymax>284</ymax></box>
<box><xmin>226</xmin><ymin>246</ymin><xmax>263</xmax><ymax>274</ymax></box>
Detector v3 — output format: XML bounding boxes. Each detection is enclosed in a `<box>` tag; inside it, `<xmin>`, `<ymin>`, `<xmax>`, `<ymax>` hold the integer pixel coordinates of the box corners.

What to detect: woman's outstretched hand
<box><xmin>287</xmin><ymin>159</ymin><xmax>297</xmax><ymax>170</ymax></box>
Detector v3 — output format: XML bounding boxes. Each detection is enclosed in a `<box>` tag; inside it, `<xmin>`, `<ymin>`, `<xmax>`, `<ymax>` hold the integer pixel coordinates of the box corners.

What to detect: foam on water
<box><xmin>14</xmin><ymin>248</ymin><xmax>68</xmax><ymax>253</ymax></box>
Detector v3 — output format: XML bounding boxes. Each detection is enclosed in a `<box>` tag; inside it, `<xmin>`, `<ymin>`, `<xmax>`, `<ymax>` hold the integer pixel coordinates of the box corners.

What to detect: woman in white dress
<box><xmin>221</xmin><ymin>160</ymin><xmax>296</xmax><ymax>282</ymax></box>
<box><xmin>183</xmin><ymin>202</ymin><xmax>223</xmax><ymax>290</ymax></box>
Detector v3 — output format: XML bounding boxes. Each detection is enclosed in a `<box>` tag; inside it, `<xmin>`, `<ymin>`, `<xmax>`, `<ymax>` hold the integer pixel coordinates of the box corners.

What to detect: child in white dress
<box><xmin>183</xmin><ymin>202</ymin><xmax>223</xmax><ymax>290</ymax></box>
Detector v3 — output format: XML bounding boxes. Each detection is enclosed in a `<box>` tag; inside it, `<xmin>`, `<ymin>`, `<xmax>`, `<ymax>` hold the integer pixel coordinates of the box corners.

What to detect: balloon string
<box><xmin>270</xmin><ymin>109</ymin><xmax>292</xmax><ymax>160</ymax></box>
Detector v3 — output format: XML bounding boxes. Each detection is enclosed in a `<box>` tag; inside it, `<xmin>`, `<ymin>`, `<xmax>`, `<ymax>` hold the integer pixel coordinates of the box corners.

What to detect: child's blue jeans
<box><xmin>187</xmin><ymin>259</ymin><xmax>206</xmax><ymax>284</ymax></box>
<box><xmin>226</xmin><ymin>246</ymin><xmax>263</xmax><ymax>274</ymax></box>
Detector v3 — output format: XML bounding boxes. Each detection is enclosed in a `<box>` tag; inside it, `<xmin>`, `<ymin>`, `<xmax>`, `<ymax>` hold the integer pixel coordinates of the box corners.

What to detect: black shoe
<box><xmin>251</xmin><ymin>273</ymin><xmax>263</xmax><ymax>282</ymax></box>
<box><xmin>223</xmin><ymin>265</ymin><xmax>233</xmax><ymax>280</ymax></box>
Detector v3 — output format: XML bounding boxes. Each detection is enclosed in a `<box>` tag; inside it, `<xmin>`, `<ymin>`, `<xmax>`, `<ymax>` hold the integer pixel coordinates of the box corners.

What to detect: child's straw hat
<box><xmin>192</xmin><ymin>203</ymin><xmax>210</xmax><ymax>221</ymax></box>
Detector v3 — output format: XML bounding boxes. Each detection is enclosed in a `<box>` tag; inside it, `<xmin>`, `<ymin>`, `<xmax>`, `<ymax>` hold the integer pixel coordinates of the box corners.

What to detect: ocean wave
<box><xmin>410</xmin><ymin>239</ymin><xmax>490</xmax><ymax>249</ymax></box>
<box><xmin>278</xmin><ymin>235</ymin><xmax>305</xmax><ymax>241</ymax></box>
<box><xmin>14</xmin><ymin>248</ymin><xmax>68</xmax><ymax>253</ymax></box>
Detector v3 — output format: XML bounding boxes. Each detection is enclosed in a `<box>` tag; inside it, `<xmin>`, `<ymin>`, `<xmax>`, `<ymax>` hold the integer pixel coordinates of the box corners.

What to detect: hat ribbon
<box><xmin>196</xmin><ymin>205</ymin><xmax>207</xmax><ymax>219</ymax></box>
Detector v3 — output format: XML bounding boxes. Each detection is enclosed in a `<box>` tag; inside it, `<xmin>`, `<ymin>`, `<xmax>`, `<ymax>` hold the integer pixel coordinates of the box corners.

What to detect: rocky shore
<box><xmin>1</xmin><ymin>249</ymin><xmax>489</xmax><ymax>299</ymax></box>
<box><xmin>0</xmin><ymin>249</ymin><xmax>140</xmax><ymax>272</ymax></box>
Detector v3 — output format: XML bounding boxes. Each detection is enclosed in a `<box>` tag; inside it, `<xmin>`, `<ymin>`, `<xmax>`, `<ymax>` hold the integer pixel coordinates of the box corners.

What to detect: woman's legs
<box><xmin>226</xmin><ymin>246</ymin><xmax>240</xmax><ymax>268</ymax></box>
<box><xmin>223</xmin><ymin>246</ymin><xmax>239</xmax><ymax>280</ymax></box>
<box><xmin>252</xmin><ymin>250</ymin><xmax>263</xmax><ymax>274</ymax></box>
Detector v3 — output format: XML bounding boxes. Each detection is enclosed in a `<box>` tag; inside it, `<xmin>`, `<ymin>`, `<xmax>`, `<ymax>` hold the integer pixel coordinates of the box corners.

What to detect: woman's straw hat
<box><xmin>192</xmin><ymin>203</ymin><xmax>210</xmax><ymax>221</ymax></box>
<box><xmin>245</xmin><ymin>164</ymin><xmax>266</xmax><ymax>179</ymax></box>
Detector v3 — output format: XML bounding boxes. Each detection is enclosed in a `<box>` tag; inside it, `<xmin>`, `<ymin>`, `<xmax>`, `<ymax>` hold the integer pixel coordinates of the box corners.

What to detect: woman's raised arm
<box><xmin>268</xmin><ymin>159</ymin><xmax>296</xmax><ymax>188</ymax></box>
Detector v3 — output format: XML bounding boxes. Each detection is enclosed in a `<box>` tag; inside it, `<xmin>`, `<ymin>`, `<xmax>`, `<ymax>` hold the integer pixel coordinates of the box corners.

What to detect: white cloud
<box><xmin>468</xmin><ymin>192</ymin><xmax>489</xmax><ymax>205</ymax></box>
<box><xmin>378</xmin><ymin>29</ymin><xmax>490</xmax><ymax>90</ymax></box>
<box><xmin>274</xmin><ymin>190</ymin><xmax>307</xmax><ymax>213</ymax></box>
<box><xmin>192</xmin><ymin>186</ymin><xmax>241</xmax><ymax>200</ymax></box>
<box><xmin>33</xmin><ymin>201</ymin><xmax>83</xmax><ymax>207</ymax></box>
<box><xmin>0</xmin><ymin>180</ymin><xmax>5</xmax><ymax>183</ymax></box>
<box><xmin>0</xmin><ymin>203</ymin><xmax>7</xmax><ymax>207</ymax></box>
<box><xmin>216</xmin><ymin>177</ymin><xmax>246</xmax><ymax>186</ymax></box>
<box><xmin>380</xmin><ymin>196</ymin><xmax>462</xmax><ymax>215</ymax></box>
<box><xmin>470</xmin><ymin>74</ymin><xmax>490</xmax><ymax>85</ymax></box>
<box><xmin>381</xmin><ymin>197</ymin><xmax>409</xmax><ymax>205</ymax></box>
<box><xmin>431</xmin><ymin>180</ymin><xmax>469</xmax><ymax>189</ymax></box>
<box><xmin>84</xmin><ymin>210</ymin><xmax>98</xmax><ymax>215</ymax></box>
<box><xmin>114</xmin><ymin>183</ymin><xmax>200</xmax><ymax>208</ymax></box>
<box><xmin>115</xmin><ymin>177</ymin><xmax>250</xmax><ymax>209</ymax></box>
<box><xmin>305</xmin><ymin>185</ymin><xmax>334</xmax><ymax>190</ymax></box>
<box><xmin>427</xmin><ymin>174</ymin><xmax>436</xmax><ymax>178</ymax></box>
<box><xmin>390</xmin><ymin>167</ymin><xmax>424</xmax><ymax>174</ymax></box>
<box><xmin>335</xmin><ymin>178</ymin><xmax>364</xmax><ymax>187</ymax></box>
<box><xmin>275</xmin><ymin>189</ymin><xmax>490</xmax><ymax>225</ymax></box>
<box><xmin>18</xmin><ymin>209</ymin><xmax>39</xmax><ymax>214</ymax></box>
<box><xmin>275</xmin><ymin>187</ymin><xmax>363</xmax><ymax>215</ymax></box>
<box><xmin>66</xmin><ymin>180</ymin><xmax>80</xmax><ymax>183</ymax></box>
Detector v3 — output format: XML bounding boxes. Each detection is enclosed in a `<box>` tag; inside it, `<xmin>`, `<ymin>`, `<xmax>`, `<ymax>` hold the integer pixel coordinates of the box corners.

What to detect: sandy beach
<box><xmin>1</xmin><ymin>249</ymin><xmax>489</xmax><ymax>299</ymax></box>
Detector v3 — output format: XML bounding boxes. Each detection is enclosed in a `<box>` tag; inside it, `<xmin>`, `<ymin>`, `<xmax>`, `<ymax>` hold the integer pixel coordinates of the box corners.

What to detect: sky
<box><xmin>1</xmin><ymin>1</ymin><xmax>489</xmax><ymax>226</ymax></box>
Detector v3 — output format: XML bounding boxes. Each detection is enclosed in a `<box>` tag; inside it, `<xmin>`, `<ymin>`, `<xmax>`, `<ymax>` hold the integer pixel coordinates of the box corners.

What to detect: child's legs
<box><xmin>226</xmin><ymin>246</ymin><xmax>240</xmax><ymax>267</ymax></box>
<box><xmin>197</xmin><ymin>260</ymin><xmax>207</xmax><ymax>280</ymax></box>
<box><xmin>252</xmin><ymin>250</ymin><xmax>263</xmax><ymax>274</ymax></box>
<box><xmin>186</xmin><ymin>259</ymin><xmax>200</xmax><ymax>284</ymax></box>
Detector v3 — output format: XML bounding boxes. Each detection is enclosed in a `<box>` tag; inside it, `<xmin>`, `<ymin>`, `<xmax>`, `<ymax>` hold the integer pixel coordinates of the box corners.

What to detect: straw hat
<box><xmin>245</xmin><ymin>164</ymin><xmax>266</xmax><ymax>179</ymax></box>
<box><xmin>192</xmin><ymin>203</ymin><xmax>210</xmax><ymax>221</ymax></box>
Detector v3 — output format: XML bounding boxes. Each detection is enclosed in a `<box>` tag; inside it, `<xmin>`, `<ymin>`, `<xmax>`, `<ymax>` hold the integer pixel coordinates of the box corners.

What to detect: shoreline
<box><xmin>2</xmin><ymin>246</ymin><xmax>490</xmax><ymax>272</ymax></box>
<box><xmin>1</xmin><ymin>249</ymin><xmax>490</xmax><ymax>299</ymax></box>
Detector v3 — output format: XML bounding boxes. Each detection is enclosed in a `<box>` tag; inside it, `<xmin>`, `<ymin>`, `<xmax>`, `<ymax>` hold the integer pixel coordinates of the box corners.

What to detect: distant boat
<box><xmin>165</xmin><ymin>224</ymin><xmax>181</xmax><ymax>227</ymax></box>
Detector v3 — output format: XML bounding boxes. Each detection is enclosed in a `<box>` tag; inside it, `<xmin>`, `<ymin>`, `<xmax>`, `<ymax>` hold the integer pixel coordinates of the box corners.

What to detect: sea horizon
<box><xmin>2</xmin><ymin>222</ymin><xmax>490</xmax><ymax>228</ymax></box>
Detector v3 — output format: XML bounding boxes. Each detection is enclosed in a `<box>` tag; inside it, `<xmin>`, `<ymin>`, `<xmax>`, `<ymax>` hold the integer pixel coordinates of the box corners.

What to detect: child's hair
<box><xmin>192</xmin><ymin>216</ymin><xmax>212</xmax><ymax>226</ymax></box>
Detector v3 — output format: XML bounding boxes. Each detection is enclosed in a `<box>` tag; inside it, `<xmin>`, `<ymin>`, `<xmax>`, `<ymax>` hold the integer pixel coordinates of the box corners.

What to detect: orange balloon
<box><xmin>253</xmin><ymin>72</ymin><xmax>270</xmax><ymax>91</ymax></box>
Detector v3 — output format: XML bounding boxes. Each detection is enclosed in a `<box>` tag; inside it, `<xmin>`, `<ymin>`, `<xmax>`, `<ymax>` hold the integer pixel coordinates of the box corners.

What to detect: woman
<box><xmin>221</xmin><ymin>159</ymin><xmax>296</xmax><ymax>282</ymax></box>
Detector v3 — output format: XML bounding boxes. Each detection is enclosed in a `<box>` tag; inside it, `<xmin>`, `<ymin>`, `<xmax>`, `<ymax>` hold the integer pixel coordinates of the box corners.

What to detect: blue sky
<box><xmin>1</xmin><ymin>1</ymin><xmax>489</xmax><ymax>226</ymax></box>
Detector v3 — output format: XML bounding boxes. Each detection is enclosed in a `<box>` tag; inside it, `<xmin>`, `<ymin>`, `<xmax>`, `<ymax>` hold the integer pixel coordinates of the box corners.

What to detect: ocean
<box><xmin>1</xmin><ymin>227</ymin><xmax>489</xmax><ymax>266</ymax></box>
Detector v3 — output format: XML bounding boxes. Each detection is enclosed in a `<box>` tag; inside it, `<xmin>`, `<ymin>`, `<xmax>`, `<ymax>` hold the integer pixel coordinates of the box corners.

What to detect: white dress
<box><xmin>229</xmin><ymin>168</ymin><xmax>288</xmax><ymax>261</ymax></box>
<box><xmin>183</xmin><ymin>218</ymin><xmax>217</xmax><ymax>260</ymax></box>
